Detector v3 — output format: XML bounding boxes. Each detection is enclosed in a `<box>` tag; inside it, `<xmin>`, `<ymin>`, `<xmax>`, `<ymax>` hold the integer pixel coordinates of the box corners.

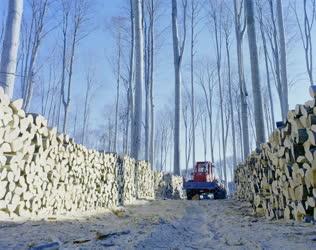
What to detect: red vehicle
<box><xmin>183</xmin><ymin>161</ymin><xmax>227</xmax><ymax>200</ymax></box>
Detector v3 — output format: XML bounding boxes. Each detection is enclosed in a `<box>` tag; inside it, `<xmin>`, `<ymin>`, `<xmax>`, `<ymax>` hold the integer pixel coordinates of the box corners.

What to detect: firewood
<box><xmin>0</xmin><ymin>90</ymin><xmax>184</xmax><ymax>218</ymax></box>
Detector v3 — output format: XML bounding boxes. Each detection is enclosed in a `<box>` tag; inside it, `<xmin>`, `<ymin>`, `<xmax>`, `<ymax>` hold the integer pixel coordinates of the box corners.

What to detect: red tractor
<box><xmin>183</xmin><ymin>161</ymin><xmax>227</xmax><ymax>200</ymax></box>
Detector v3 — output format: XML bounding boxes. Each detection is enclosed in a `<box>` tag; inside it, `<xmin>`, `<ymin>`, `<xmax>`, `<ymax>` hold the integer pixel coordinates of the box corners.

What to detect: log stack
<box><xmin>235</xmin><ymin>98</ymin><xmax>316</xmax><ymax>222</ymax></box>
<box><xmin>0</xmin><ymin>87</ymin><xmax>183</xmax><ymax>218</ymax></box>
<box><xmin>154</xmin><ymin>173</ymin><xmax>184</xmax><ymax>199</ymax></box>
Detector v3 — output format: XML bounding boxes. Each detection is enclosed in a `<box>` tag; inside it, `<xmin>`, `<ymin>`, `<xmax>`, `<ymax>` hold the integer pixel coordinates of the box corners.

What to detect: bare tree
<box><xmin>198</xmin><ymin>61</ymin><xmax>216</xmax><ymax>163</ymax></box>
<box><xmin>0</xmin><ymin>0</ymin><xmax>23</xmax><ymax>98</ymax></box>
<box><xmin>235</xmin><ymin>89</ymin><xmax>244</xmax><ymax>159</ymax></box>
<box><xmin>190</xmin><ymin>0</ymin><xmax>200</xmax><ymax>168</ymax></box>
<box><xmin>182</xmin><ymin>88</ymin><xmax>192</xmax><ymax>176</ymax></box>
<box><xmin>145</xmin><ymin>0</ymin><xmax>161</xmax><ymax>167</ymax></box>
<box><xmin>110</xmin><ymin>17</ymin><xmax>125</xmax><ymax>152</ymax></box>
<box><xmin>292</xmin><ymin>0</ymin><xmax>315</xmax><ymax>86</ymax></box>
<box><xmin>223</xmin><ymin>9</ymin><xmax>237</xmax><ymax>169</ymax></box>
<box><xmin>40</xmin><ymin>62</ymin><xmax>58</xmax><ymax>118</ymax></box>
<box><xmin>82</xmin><ymin>71</ymin><xmax>94</xmax><ymax>145</ymax></box>
<box><xmin>172</xmin><ymin>0</ymin><xmax>187</xmax><ymax>175</ymax></box>
<box><xmin>144</xmin><ymin>11</ymin><xmax>150</xmax><ymax>162</ymax></box>
<box><xmin>60</xmin><ymin>0</ymin><xmax>90</xmax><ymax>134</ymax></box>
<box><xmin>144</xmin><ymin>0</ymin><xmax>156</xmax><ymax>165</ymax></box>
<box><xmin>257</xmin><ymin>0</ymin><xmax>275</xmax><ymax>130</ymax></box>
<box><xmin>265</xmin><ymin>0</ymin><xmax>288</xmax><ymax>122</ymax></box>
<box><xmin>22</xmin><ymin>0</ymin><xmax>50</xmax><ymax>111</ymax></box>
<box><xmin>209</xmin><ymin>0</ymin><xmax>227</xmax><ymax>188</ymax></box>
<box><xmin>130</xmin><ymin>0</ymin><xmax>144</xmax><ymax>160</ymax></box>
<box><xmin>245</xmin><ymin>0</ymin><xmax>266</xmax><ymax>146</ymax></box>
<box><xmin>233</xmin><ymin>0</ymin><xmax>249</xmax><ymax>160</ymax></box>
<box><xmin>73</xmin><ymin>105</ymin><xmax>78</xmax><ymax>138</ymax></box>
<box><xmin>276</xmin><ymin>0</ymin><xmax>288</xmax><ymax>119</ymax></box>
<box><xmin>199</xmin><ymin>103</ymin><xmax>207</xmax><ymax>162</ymax></box>
<box><xmin>122</xmin><ymin>0</ymin><xmax>135</xmax><ymax>155</ymax></box>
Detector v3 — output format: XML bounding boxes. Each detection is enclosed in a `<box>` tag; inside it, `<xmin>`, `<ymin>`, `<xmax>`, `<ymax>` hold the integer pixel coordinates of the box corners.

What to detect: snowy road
<box><xmin>0</xmin><ymin>199</ymin><xmax>315</xmax><ymax>249</ymax></box>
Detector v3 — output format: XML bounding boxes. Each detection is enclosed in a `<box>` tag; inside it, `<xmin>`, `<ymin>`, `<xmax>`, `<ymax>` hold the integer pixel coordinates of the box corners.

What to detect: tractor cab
<box><xmin>192</xmin><ymin>161</ymin><xmax>215</xmax><ymax>182</ymax></box>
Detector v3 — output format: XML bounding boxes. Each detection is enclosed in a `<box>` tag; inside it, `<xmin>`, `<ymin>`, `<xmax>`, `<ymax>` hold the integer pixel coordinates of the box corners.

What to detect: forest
<box><xmin>0</xmin><ymin>0</ymin><xmax>315</xmax><ymax>189</ymax></box>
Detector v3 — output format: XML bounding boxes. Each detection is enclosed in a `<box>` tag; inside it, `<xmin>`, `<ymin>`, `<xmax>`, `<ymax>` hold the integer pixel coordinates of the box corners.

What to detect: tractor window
<box><xmin>197</xmin><ymin>163</ymin><xmax>208</xmax><ymax>173</ymax></box>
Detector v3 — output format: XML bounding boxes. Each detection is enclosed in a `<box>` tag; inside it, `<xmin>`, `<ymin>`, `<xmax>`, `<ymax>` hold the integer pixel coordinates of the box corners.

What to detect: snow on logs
<box><xmin>235</xmin><ymin>97</ymin><xmax>316</xmax><ymax>222</ymax></box>
<box><xmin>0</xmin><ymin>87</ymin><xmax>183</xmax><ymax>218</ymax></box>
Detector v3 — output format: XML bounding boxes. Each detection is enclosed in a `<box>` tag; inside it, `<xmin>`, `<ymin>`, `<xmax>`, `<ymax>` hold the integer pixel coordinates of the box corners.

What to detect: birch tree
<box><xmin>172</xmin><ymin>0</ymin><xmax>187</xmax><ymax>175</ymax></box>
<box><xmin>0</xmin><ymin>0</ymin><xmax>23</xmax><ymax>98</ymax></box>
<box><xmin>233</xmin><ymin>0</ymin><xmax>249</xmax><ymax>159</ymax></box>
<box><xmin>245</xmin><ymin>0</ymin><xmax>266</xmax><ymax>146</ymax></box>
<box><xmin>130</xmin><ymin>0</ymin><xmax>144</xmax><ymax>160</ymax></box>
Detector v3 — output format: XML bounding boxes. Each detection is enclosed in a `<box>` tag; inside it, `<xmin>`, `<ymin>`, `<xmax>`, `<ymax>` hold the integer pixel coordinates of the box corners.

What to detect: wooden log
<box><xmin>9</xmin><ymin>99</ymin><xmax>23</xmax><ymax>113</ymax></box>
<box><xmin>296</xmin><ymin>128</ymin><xmax>309</xmax><ymax>144</ymax></box>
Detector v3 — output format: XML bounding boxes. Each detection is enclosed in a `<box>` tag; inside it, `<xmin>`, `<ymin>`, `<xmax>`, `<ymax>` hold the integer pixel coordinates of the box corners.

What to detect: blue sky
<box><xmin>0</xmin><ymin>0</ymin><xmax>314</xmax><ymax>177</ymax></box>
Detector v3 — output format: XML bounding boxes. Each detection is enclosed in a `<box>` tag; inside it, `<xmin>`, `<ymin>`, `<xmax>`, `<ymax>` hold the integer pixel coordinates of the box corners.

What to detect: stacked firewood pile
<box><xmin>0</xmin><ymin>88</ymin><xmax>183</xmax><ymax>218</ymax></box>
<box><xmin>135</xmin><ymin>160</ymin><xmax>155</xmax><ymax>200</ymax></box>
<box><xmin>154</xmin><ymin>173</ymin><xmax>184</xmax><ymax>199</ymax></box>
<box><xmin>235</xmin><ymin>98</ymin><xmax>316</xmax><ymax>222</ymax></box>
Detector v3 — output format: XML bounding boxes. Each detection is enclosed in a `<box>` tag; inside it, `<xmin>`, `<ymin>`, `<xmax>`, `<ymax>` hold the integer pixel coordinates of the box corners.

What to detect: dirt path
<box><xmin>0</xmin><ymin>199</ymin><xmax>315</xmax><ymax>249</ymax></box>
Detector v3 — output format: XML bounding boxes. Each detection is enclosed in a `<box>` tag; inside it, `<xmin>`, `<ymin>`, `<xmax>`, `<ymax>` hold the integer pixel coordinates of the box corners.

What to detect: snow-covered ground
<box><xmin>0</xmin><ymin>199</ymin><xmax>315</xmax><ymax>249</ymax></box>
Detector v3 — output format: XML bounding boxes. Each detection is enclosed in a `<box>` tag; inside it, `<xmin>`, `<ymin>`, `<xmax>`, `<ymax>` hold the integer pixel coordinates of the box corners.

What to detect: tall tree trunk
<box><xmin>131</xmin><ymin>0</ymin><xmax>144</xmax><ymax>160</ymax></box>
<box><xmin>144</xmin><ymin>20</ymin><xmax>150</xmax><ymax>161</ymax></box>
<box><xmin>62</xmin><ymin>29</ymin><xmax>76</xmax><ymax>134</ymax></box>
<box><xmin>276</xmin><ymin>0</ymin><xmax>288</xmax><ymax>120</ymax></box>
<box><xmin>23</xmin><ymin>0</ymin><xmax>49</xmax><ymax>111</ymax></box>
<box><xmin>114</xmin><ymin>32</ymin><xmax>121</xmax><ymax>153</ymax></box>
<box><xmin>82</xmin><ymin>84</ymin><xmax>89</xmax><ymax>145</ymax></box>
<box><xmin>149</xmin><ymin>0</ymin><xmax>154</xmax><ymax>167</ymax></box>
<box><xmin>171</xmin><ymin>0</ymin><xmax>186</xmax><ymax>175</ymax></box>
<box><xmin>268</xmin><ymin>0</ymin><xmax>284</xmax><ymax>124</ymax></box>
<box><xmin>225</xmin><ymin>33</ymin><xmax>237</xmax><ymax>169</ymax></box>
<box><xmin>73</xmin><ymin>107</ymin><xmax>78</xmax><ymax>139</ymax></box>
<box><xmin>236</xmin><ymin>97</ymin><xmax>243</xmax><ymax>159</ymax></box>
<box><xmin>201</xmin><ymin>116</ymin><xmax>207</xmax><ymax>161</ymax></box>
<box><xmin>127</xmin><ymin>0</ymin><xmax>135</xmax><ymax>155</ymax></box>
<box><xmin>172</xmin><ymin>0</ymin><xmax>181</xmax><ymax>175</ymax></box>
<box><xmin>183</xmin><ymin>106</ymin><xmax>189</xmax><ymax>176</ymax></box>
<box><xmin>0</xmin><ymin>0</ymin><xmax>23</xmax><ymax>98</ymax></box>
<box><xmin>190</xmin><ymin>0</ymin><xmax>196</xmax><ymax>168</ymax></box>
<box><xmin>207</xmin><ymin>70</ymin><xmax>214</xmax><ymax>163</ymax></box>
<box><xmin>258</xmin><ymin>8</ymin><xmax>275</xmax><ymax>130</ymax></box>
<box><xmin>211</xmin><ymin>4</ymin><xmax>227</xmax><ymax>188</ymax></box>
<box><xmin>57</xmin><ymin>14</ymin><xmax>68</xmax><ymax>131</ymax></box>
<box><xmin>125</xmin><ymin>82</ymin><xmax>130</xmax><ymax>154</ymax></box>
<box><xmin>233</xmin><ymin>0</ymin><xmax>249</xmax><ymax>159</ymax></box>
<box><xmin>245</xmin><ymin>0</ymin><xmax>266</xmax><ymax>146</ymax></box>
<box><xmin>160</xmin><ymin>128</ymin><xmax>164</xmax><ymax>171</ymax></box>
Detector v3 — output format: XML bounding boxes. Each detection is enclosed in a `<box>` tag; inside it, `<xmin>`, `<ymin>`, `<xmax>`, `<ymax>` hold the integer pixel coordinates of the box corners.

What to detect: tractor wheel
<box><xmin>186</xmin><ymin>190</ymin><xmax>194</xmax><ymax>200</ymax></box>
<box><xmin>214</xmin><ymin>187</ymin><xmax>227</xmax><ymax>200</ymax></box>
